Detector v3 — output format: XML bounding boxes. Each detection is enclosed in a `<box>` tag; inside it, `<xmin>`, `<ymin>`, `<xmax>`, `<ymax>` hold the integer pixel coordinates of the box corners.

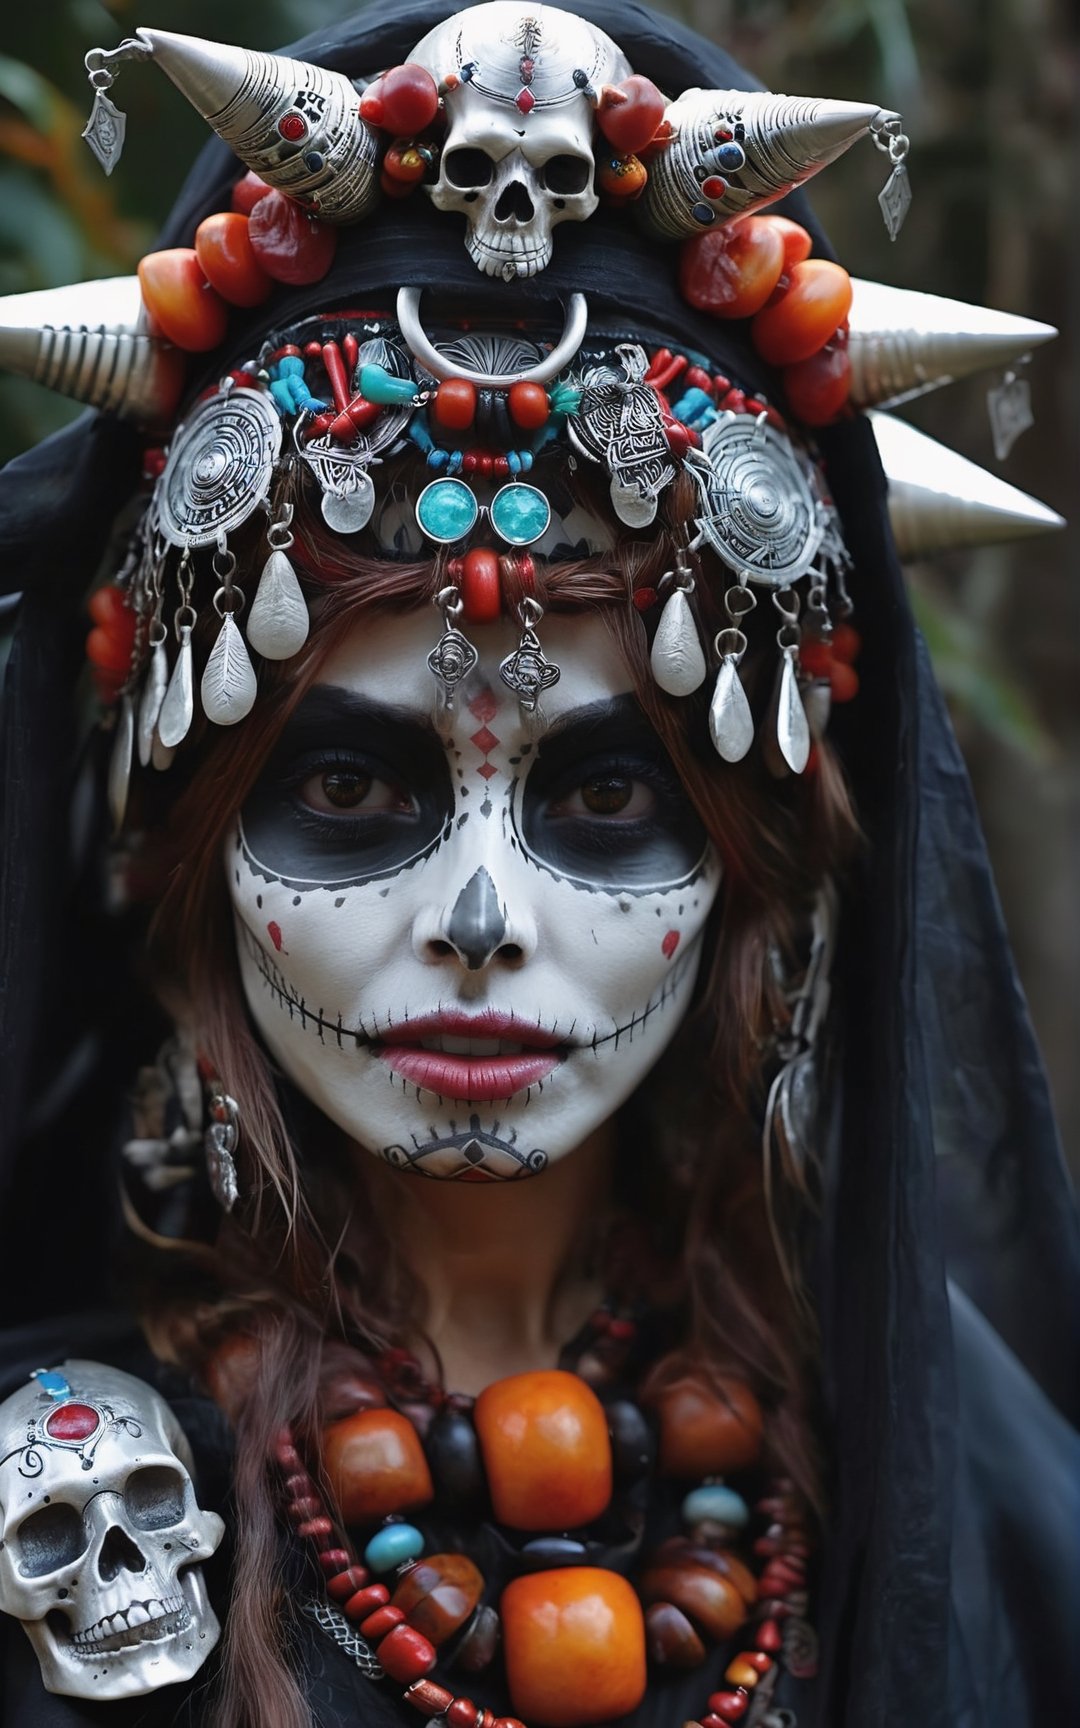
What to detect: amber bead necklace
<box><xmin>275</xmin><ymin>1305</ymin><xmax>817</xmax><ymax>1728</ymax></box>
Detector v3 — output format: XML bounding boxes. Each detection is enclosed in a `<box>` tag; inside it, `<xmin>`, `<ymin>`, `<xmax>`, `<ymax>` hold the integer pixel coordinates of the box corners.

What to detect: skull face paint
<box><xmin>0</xmin><ymin>1362</ymin><xmax>223</xmax><ymax>1700</ymax></box>
<box><xmin>229</xmin><ymin>611</ymin><xmax>721</xmax><ymax>1179</ymax></box>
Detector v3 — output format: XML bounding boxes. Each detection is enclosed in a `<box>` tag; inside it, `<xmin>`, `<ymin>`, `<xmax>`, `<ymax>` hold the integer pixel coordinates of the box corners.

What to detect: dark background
<box><xmin>1</xmin><ymin>0</ymin><xmax>1077</xmax><ymax>1173</ymax></box>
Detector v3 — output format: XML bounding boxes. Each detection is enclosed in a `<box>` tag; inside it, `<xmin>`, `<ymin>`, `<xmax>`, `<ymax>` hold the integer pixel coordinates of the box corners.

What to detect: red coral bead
<box><xmin>460</xmin><ymin>547</ymin><xmax>501</xmax><ymax>626</ymax></box>
<box><xmin>680</xmin><ymin>218</ymin><xmax>785</xmax><ymax>320</ymax></box>
<box><xmin>86</xmin><ymin>627</ymin><xmax>133</xmax><ymax>675</ymax></box>
<box><xmin>432</xmin><ymin>378</ymin><xmax>477</xmax><ymax>432</ymax></box>
<box><xmin>360</xmin><ymin>1604</ymin><xmax>406</xmax><ymax>1639</ymax></box>
<box><xmin>706</xmin><ymin>1697</ymin><xmax>749</xmax><ymax>1723</ymax></box>
<box><xmin>231</xmin><ymin>170</ymin><xmax>273</xmax><ymax>214</ymax></box>
<box><xmin>375</xmin><ymin>64</ymin><xmax>440</xmax><ymax>135</ymax></box>
<box><xmin>446</xmin><ymin>1701</ymin><xmax>480</xmax><ymax>1728</ymax></box>
<box><xmin>752</xmin><ymin>260</ymin><xmax>854</xmax><ymax>367</ymax></box>
<box><xmin>507</xmin><ymin>381</ymin><xmax>549</xmax><ymax>430</ymax></box>
<box><xmin>595</xmin><ymin>75</ymin><xmax>666</xmax><ymax>154</ymax></box>
<box><xmin>343</xmin><ymin>1582</ymin><xmax>390</xmax><ymax>1620</ymax></box>
<box><xmin>376</xmin><ymin>1623</ymin><xmax>438</xmax><ymax>1684</ymax></box>
<box><xmin>247</xmin><ymin>190</ymin><xmax>338</xmax><ymax>286</ymax></box>
<box><xmin>319</xmin><ymin>1548</ymin><xmax>352</xmax><ymax>1575</ymax></box>
<box><xmin>327</xmin><ymin>1566</ymin><xmax>370</xmax><ymax>1600</ymax></box>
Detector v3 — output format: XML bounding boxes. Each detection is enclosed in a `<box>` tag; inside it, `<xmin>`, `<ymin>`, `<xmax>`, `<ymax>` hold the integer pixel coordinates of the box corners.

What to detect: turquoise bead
<box><xmin>358</xmin><ymin>363</ymin><xmax>418</xmax><ymax>406</ymax></box>
<box><xmin>416</xmin><ymin>477</ymin><xmax>478</xmax><ymax>543</ymax></box>
<box><xmin>681</xmin><ymin>1483</ymin><xmax>750</xmax><ymax>1529</ymax></box>
<box><xmin>364</xmin><ymin>1521</ymin><xmax>425</xmax><ymax>1572</ymax></box>
<box><xmin>490</xmin><ymin>482</ymin><xmax>551</xmax><ymax>546</ymax></box>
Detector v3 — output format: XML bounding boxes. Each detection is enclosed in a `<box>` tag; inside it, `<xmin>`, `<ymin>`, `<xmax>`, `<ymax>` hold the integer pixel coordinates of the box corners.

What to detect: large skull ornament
<box><xmin>0</xmin><ymin>1362</ymin><xmax>224</xmax><ymax>1699</ymax></box>
<box><xmin>411</xmin><ymin>2</ymin><xmax>631</xmax><ymax>280</ymax></box>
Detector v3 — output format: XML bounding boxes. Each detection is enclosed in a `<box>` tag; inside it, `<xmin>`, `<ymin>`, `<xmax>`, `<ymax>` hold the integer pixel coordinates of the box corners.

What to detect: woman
<box><xmin>0</xmin><ymin>4</ymin><xmax>1077</xmax><ymax>1727</ymax></box>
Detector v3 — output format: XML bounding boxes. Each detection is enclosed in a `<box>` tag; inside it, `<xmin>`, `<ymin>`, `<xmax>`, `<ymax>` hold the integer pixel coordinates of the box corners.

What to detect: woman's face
<box><xmin>227</xmin><ymin>609</ymin><xmax>721</xmax><ymax>1179</ymax></box>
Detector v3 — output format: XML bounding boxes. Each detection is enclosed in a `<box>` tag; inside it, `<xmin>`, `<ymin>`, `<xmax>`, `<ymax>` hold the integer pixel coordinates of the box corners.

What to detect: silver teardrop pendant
<box><xmin>108</xmin><ymin>694</ymin><xmax>134</xmax><ymax>833</ymax></box>
<box><xmin>776</xmin><ymin>646</ymin><xmax>811</xmax><ymax>773</ymax></box>
<box><xmin>201</xmin><ymin>613</ymin><xmax>257</xmax><ymax>726</ymax></box>
<box><xmin>151</xmin><ymin>728</ymin><xmax>176</xmax><ymax>772</ymax></box>
<box><xmin>651</xmin><ymin>588</ymin><xmax>707</xmax><ymax>696</ymax></box>
<box><xmin>246</xmin><ymin>548</ymin><xmax>310</xmax><ymax>661</ymax></box>
<box><xmin>136</xmin><ymin>637</ymin><xmax>168</xmax><ymax>767</ymax></box>
<box><xmin>157</xmin><ymin>624</ymin><xmax>195</xmax><ymax>749</ymax></box>
<box><xmin>709</xmin><ymin>655</ymin><xmax>755</xmax><ymax>763</ymax></box>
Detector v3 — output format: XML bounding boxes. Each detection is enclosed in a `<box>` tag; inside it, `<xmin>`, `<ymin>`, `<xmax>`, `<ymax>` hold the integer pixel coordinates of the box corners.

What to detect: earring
<box><xmin>770</xmin><ymin>587</ymin><xmax>811</xmax><ymax>775</ymax></box>
<box><xmin>499</xmin><ymin>596</ymin><xmax>561</xmax><ymax>714</ymax></box>
<box><xmin>427</xmin><ymin>583</ymin><xmax>478</xmax><ymax>709</ymax></box>
<box><xmin>650</xmin><ymin>546</ymin><xmax>707</xmax><ymax>696</ymax></box>
<box><xmin>708</xmin><ymin>583</ymin><xmax>757</xmax><ymax>762</ymax></box>
<box><xmin>204</xmin><ymin>1077</ymin><xmax>241</xmax><ymax>1213</ymax></box>
<box><xmin>247</xmin><ymin>501</ymin><xmax>310</xmax><ymax>661</ymax></box>
<box><xmin>156</xmin><ymin>549</ymin><xmax>196</xmax><ymax>752</ymax></box>
<box><xmin>201</xmin><ymin>537</ymin><xmax>258</xmax><ymax>726</ymax></box>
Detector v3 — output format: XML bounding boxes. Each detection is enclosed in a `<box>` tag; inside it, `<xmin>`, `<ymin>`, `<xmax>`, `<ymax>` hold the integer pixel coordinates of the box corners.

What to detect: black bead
<box><xmin>607</xmin><ymin>1399</ymin><xmax>655</xmax><ymax>1484</ymax></box>
<box><xmin>424</xmin><ymin>1407</ymin><xmax>485</xmax><ymax>1507</ymax></box>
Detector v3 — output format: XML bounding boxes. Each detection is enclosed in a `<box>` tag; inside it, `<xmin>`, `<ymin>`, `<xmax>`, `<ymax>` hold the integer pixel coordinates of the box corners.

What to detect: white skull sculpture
<box><xmin>411</xmin><ymin>2</ymin><xmax>631</xmax><ymax>280</ymax></box>
<box><xmin>0</xmin><ymin>1361</ymin><xmax>224</xmax><ymax>1699</ymax></box>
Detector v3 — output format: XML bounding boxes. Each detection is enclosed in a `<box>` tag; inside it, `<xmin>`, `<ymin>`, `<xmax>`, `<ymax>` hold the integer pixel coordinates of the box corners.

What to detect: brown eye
<box><xmin>581</xmin><ymin>775</ymin><xmax>634</xmax><ymax>815</ymax></box>
<box><xmin>322</xmin><ymin>769</ymin><xmax>372</xmax><ymax>809</ymax></box>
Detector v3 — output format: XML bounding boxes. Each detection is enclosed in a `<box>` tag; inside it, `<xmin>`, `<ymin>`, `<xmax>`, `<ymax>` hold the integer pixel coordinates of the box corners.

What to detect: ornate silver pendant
<box><xmin>247</xmin><ymin>549</ymin><xmax>309</xmax><ymax>661</ymax></box>
<box><xmin>427</xmin><ymin>626</ymin><xmax>479</xmax><ymax>699</ymax></box>
<box><xmin>650</xmin><ymin>586</ymin><xmax>707</xmax><ymax>696</ymax></box>
<box><xmin>568</xmin><ymin>344</ymin><xmax>677</xmax><ymax>526</ymax></box>
<box><xmin>157</xmin><ymin>388</ymin><xmax>282</xmax><ymax>550</ymax></box>
<box><xmin>987</xmin><ymin>372</ymin><xmax>1034</xmax><ymax>462</ymax></box>
<box><xmin>499</xmin><ymin>630</ymin><xmax>561</xmax><ymax>712</ymax></box>
<box><xmin>82</xmin><ymin>88</ymin><xmax>127</xmax><ymax>174</ymax></box>
<box><xmin>692</xmin><ymin>418</ymin><xmax>823</xmax><ymax>587</ymax></box>
<box><xmin>156</xmin><ymin>625</ymin><xmax>194</xmax><ymax>750</ymax></box>
<box><xmin>136</xmin><ymin>635</ymin><xmax>168</xmax><ymax>768</ymax></box>
<box><xmin>201</xmin><ymin>614</ymin><xmax>257</xmax><ymax>727</ymax></box>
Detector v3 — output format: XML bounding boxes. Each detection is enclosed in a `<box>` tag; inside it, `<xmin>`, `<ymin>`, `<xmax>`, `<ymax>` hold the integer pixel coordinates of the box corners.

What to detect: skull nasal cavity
<box><xmin>97</xmin><ymin>1526</ymin><xmax>147</xmax><ymax>1583</ymax></box>
<box><xmin>495</xmin><ymin>180</ymin><xmax>535</xmax><ymax>223</ymax></box>
<box><xmin>447</xmin><ymin>867</ymin><xmax>508</xmax><ymax>970</ymax></box>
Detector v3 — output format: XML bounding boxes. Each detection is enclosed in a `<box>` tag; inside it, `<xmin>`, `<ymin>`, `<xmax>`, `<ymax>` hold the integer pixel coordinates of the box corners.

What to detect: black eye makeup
<box><xmin>240</xmin><ymin>687</ymin><xmax>454</xmax><ymax>885</ymax></box>
<box><xmin>520</xmin><ymin>695</ymin><xmax>707</xmax><ymax>887</ymax></box>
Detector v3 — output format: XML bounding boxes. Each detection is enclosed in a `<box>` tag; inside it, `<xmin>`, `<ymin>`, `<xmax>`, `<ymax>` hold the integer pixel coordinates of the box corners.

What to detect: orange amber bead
<box><xmin>638</xmin><ymin>1562</ymin><xmax>750</xmax><ymax>1643</ymax></box>
<box><xmin>679</xmin><ymin>218</ymin><xmax>785</xmax><ymax>320</ymax></box>
<box><xmin>195</xmin><ymin>213</ymin><xmax>272</xmax><ymax>309</ymax></box>
<box><xmin>473</xmin><ymin>1370</ymin><xmax>612</xmax><ymax>1532</ymax></box>
<box><xmin>137</xmin><ymin>249</ymin><xmax>228</xmax><ymax>353</ymax></box>
<box><xmin>782</xmin><ymin>338</ymin><xmax>852</xmax><ymax>426</ymax></box>
<box><xmin>597</xmin><ymin>152</ymin><xmax>648</xmax><ymax>200</ymax></box>
<box><xmin>391</xmin><ymin>1552</ymin><xmax>484</xmax><ymax>1646</ymax></box>
<box><xmin>323</xmin><ymin>1408</ymin><xmax>434</xmax><ymax>1523</ymax></box>
<box><xmin>762</xmin><ymin>215</ymin><xmax>813</xmax><ymax>272</ymax></box>
<box><xmin>652</xmin><ymin>1375</ymin><xmax>764</xmax><ymax>1477</ymax></box>
<box><xmin>204</xmin><ymin>1333</ymin><xmax>261</xmax><ymax>1420</ymax></box>
<box><xmin>751</xmin><ymin>260</ymin><xmax>853</xmax><ymax>367</ymax></box>
<box><xmin>502</xmin><ymin>1567</ymin><xmax>647</xmax><ymax>1726</ymax></box>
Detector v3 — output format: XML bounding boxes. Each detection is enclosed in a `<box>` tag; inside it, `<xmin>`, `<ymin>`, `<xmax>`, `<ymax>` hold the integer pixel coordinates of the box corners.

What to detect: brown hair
<box><xmin>134</xmin><ymin>465</ymin><xmax>858</xmax><ymax>1728</ymax></box>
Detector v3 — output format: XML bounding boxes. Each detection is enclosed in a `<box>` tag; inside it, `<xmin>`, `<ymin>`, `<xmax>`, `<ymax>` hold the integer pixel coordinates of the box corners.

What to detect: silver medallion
<box><xmin>568</xmin><ymin>344</ymin><xmax>677</xmax><ymax>526</ymax></box>
<box><xmin>157</xmin><ymin>388</ymin><xmax>282</xmax><ymax>550</ymax></box>
<box><xmin>693</xmin><ymin>418</ymin><xmax>823</xmax><ymax>588</ymax></box>
<box><xmin>321</xmin><ymin>473</ymin><xmax>376</xmax><ymax>533</ymax></box>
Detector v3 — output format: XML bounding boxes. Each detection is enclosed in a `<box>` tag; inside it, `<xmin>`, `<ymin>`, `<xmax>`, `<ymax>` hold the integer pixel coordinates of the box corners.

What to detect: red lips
<box><xmin>375</xmin><ymin>1010</ymin><xmax>564</xmax><ymax>1102</ymax></box>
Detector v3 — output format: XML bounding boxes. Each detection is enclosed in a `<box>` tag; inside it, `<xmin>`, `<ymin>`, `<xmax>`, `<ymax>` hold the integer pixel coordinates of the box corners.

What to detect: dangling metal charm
<box><xmin>204</xmin><ymin>1083</ymin><xmax>241</xmax><ymax>1213</ymax></box>
<box><xmin>873</xmin><ymin>116</ymin><xmax>912</xmax><ymax>241</ymax></box>
<box><xmin>709</xmin><ymin>629</ymin><xmax>754</xmax><ymax>763</ymax></box>
<box><xmin>157</xmin><ymin>558</ymin><xmax>197</xmax><ymax>750</ymax></box>
<box><xmin>427</xmin><ymin>585</ymin><xmax>478</xmax><ymax>709</ymax></box>
<box><xmin>107</xmin><ymin>692</ymin><xmax>135</xmax><ymax>833</ymax></box>
<box><xmin>499</xmin><ymin>597</ymin><xmax>561</xmax><ymax>713</ymax></box>
<box><xmin>82</xmin><ymin>41</ymin><xmax>149</xmax><ymax>174</ymax></box>
<box><xmin>247</xmin><ymin>505</ymin><xmax>309</xmax><ymax>660</ymax></box>
<box><xmin>650</xmin><ymin>550</ymin><xmax>707</xmax><ymax>696</ymax></box>
<box><xmin>772</xmin><ymin>590</ymin><xmax>811</xmax><ymax>775</ymax></box>
<box><xmin>987</xmin><ymin>369</ymin><xmax>1034</xmax><ymax>462</ymax></box>
<box><xmin>201</xmin><ymin>545</ymin><xmax>257</xmax><ymax>727</ymax></box>
<box><xmin>137</xmin><ymin>618</ymin><xmax>169</xmax><ymax>767</ymax></box>
<box><xmin>567</xmin><ymin>344</ymin><xmax>677</xmax><ymax>527</ymax></box>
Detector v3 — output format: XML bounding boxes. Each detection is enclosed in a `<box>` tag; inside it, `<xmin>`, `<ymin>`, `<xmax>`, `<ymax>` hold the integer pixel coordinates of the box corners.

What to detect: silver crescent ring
<box><xmin>396</xmin><ymin>286</ymin><xmax>588</xmax><ymax>388</ymax></box>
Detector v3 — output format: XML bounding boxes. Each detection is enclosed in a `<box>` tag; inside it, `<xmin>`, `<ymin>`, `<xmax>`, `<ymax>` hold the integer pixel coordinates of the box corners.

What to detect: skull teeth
<box><xmin>70</xmin><ymin>1594</ymin><xmax>190</xmax><ymax>1653</ymax></box>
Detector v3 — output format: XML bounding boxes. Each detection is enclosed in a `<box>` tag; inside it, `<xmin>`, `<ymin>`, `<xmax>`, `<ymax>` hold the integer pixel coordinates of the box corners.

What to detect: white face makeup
<box><xmin>226</xmin><ymin>611</ymin><xmax>721</xmax><ymax>1180</ymax></box>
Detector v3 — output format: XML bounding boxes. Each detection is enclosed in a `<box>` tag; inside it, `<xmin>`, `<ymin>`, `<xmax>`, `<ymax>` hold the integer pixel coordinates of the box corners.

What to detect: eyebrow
<box><xmin>283</xmin><ymin>685</ymin><xmax>440</xmax><ymax>738</ymax></box>
<box><xmin>538</xmin><ymin>692</ymin><xmax>653</xmax><ymax>745</ymax></box>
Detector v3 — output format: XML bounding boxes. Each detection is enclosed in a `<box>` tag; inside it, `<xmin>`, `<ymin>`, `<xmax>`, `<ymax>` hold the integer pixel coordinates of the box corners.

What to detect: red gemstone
<box><xmin>447</xmin><ymin>1701</ymin><xmax>480</xmax><ymax>1728</ymax></box>
<box><xmin>44</xmin><ymin>1404</ymin><xmax>100</xmax><ymax>1442</ymax></box>
<box><xmin>706</xmin><ymin>1693</ymin><xmax>749</xmax><ymax>1722</ymax></box>
<box><xmin>515</xmin><ymin>87</ymin><xmax>536</xmax><ymax>114</ymax></box>
<box><xmin>701</xmin><ymin>175</ymin><xmax>727</xmax><ymax>199</ymax></box>
<box><xmin>278</xmin><ymin>112</ymin><xmax>308</xmax><ymax>142</ymax></box>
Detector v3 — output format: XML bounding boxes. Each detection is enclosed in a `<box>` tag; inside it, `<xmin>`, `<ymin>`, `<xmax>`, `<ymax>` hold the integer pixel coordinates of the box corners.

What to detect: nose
<box><xmin>495</xmin><ymin>179</ymin><xmax>535</xmax><ymax>223</ymax></box>
<box><xmin>419</xmin><ymin>866</ymin><xmax>533</xmax><ymax>971</ymax></box>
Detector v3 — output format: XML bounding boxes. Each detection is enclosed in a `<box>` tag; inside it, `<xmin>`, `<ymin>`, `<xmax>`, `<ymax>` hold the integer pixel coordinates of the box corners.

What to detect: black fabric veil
<box><xmin>1</xmin><ymin>5</ymin><xmax>1077</xmax><ymax>1727</ymax></box>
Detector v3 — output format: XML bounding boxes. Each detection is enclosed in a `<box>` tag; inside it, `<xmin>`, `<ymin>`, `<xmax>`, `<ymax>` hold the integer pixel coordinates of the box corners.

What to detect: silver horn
<box><xmin>0</xmin><ymin>277</ymin><xmax>185</xmax><ymax>423</ymax></box>
<box><xmin>849</xmin><ymin>279</ymin><xmax>1057</xmax><ymax>409</ymax></box>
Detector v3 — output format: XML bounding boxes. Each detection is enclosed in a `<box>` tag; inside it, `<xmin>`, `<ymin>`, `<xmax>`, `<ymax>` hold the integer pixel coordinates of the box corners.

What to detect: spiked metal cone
<box><xmin>0</xmin><ymin>277</ymin><xmax>185</xmax><ymax>423</ymax></box>
<box><xmin>871</xmin><ymin>412</ymin><xmax>1065</xmax><ymax>560</ymax></box>
<box><xmin>848</xmin><ymin>280</ymin><xmax>1057</xmax><ymax>409</ymax></box>
<box><xmin>639</xmin><ymin>88</ymin><xmax>897</xmax><ymax>241</ymax></box>
<box><xmin>133</xmin><ymin>28</ymin><xmax>380</xmax><ymax>224</ymax></box>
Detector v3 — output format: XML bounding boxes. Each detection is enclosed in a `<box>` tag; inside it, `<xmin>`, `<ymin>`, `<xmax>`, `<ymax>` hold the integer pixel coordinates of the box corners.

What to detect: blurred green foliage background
<box><xmin>1</xmin><ymin>0</ymin><xmax>1077</xmax><ymax>1167</ymax></box>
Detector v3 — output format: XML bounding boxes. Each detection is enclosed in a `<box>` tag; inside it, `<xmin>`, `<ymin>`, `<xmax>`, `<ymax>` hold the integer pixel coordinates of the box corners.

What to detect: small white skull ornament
<box><xmin>411</xmin><ymin>2</ymin><xmax>631</xmax><ymax>280</ymax></box>
<box><xmin>0</xmin><ymin>1361</ymin><xmax>224</xmax><ymax>1700</ymax></box>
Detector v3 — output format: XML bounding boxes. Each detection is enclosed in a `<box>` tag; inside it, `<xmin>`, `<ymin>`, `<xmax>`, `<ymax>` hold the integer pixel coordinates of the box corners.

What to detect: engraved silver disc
<box><xmin>321</xmin><ymin>470</ymin><xmax>376</xmax><ymax>533</ymax></box>
<box><xmin>157</xmin><ymin>388</ymin><xmax>282</xmax><ymax>550</ymax></box>
<box><xmin>694</xmin><ymin>417</ymin><xmax>822</xmax><ymax>587</ymax></box>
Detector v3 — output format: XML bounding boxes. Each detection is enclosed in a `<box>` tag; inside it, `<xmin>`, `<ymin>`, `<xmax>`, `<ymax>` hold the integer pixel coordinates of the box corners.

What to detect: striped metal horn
<box><xmin>0</xmin><ymin>277</ymin><xmax>185</xmax><ymax>424</ymax></box>
<box><xmin>849</xmin><ymin>280</ymin><xmax>1057</xmax><ymax>409</ymax></box>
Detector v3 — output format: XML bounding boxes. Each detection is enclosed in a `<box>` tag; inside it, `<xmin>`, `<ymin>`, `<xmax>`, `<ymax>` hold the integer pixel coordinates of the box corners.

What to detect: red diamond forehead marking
<box><xmin>470</xmin><ymin>726</ymin><xmax>499</xmax><ymax>754</ymax></box>
<box><xmin>515</xmin><ymin>87</ymin><xmax>536</xmax><ymax>114</ymax></box>
<box><xmin>477</xmin><ymin>762</ymin><xmax>499</xmax><ymax>780</ymax></box>
<box><xmin>468</xmin><ymin>689</ymin><xmax>498</xmax><ymax>724</ymax></box>
<box><xmin>45</xmin><ymin>1404</ymin><xmax>100</xmax><ymax>1442</ymax></box>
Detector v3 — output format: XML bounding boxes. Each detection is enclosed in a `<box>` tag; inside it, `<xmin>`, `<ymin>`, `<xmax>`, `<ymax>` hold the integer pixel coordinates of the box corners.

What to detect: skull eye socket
<box><xmin>443</xmin><ymin>147</ymin><xmax>495</xmax><ymax>190</ymax></box>
<box><xmin>124</xmin><ymin>1465</ymin><xmax>187</xmax><ymax>1531</ymax></box>
<box><xmin>542</xmin><ymin>155</ymin><xmax>591</xmax><ymax>196</ymax></box>
<box><xmin>16</xmin><ymin>1504</ymin><xmax>87</xmax><ymax>1577</ymax></box>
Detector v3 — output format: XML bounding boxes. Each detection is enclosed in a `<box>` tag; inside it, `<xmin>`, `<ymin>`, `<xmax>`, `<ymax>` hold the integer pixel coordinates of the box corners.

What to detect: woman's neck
<box><xmin>363</xmin><ymin>1127</ymin><xmax>616</xmax><ymax>1396</ymax></box>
